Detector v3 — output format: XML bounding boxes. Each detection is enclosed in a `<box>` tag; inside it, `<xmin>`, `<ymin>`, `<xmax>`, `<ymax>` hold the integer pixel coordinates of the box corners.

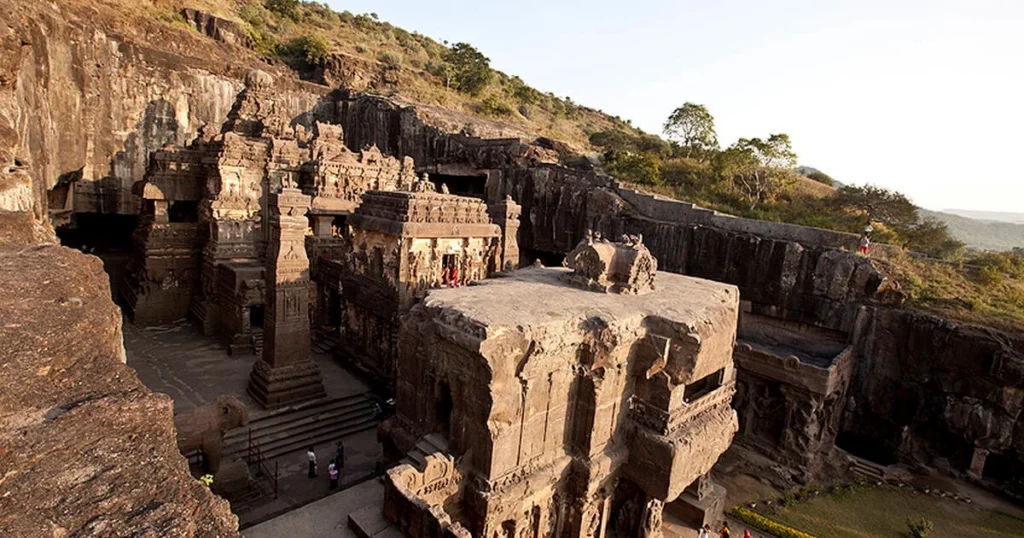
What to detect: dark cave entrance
<box><xmin>327</xmin><ymin>289</ymin><xmax>342</xmax><ymax>328</ymax></box>
<box><xmin>835</xmin><ymin>431</ymin><xmax>899</xmax><ymax>466</ymax></box>
<box><xmin>249</xmin><ymin>304</ymin><xmax>265</xmax><ymax>329</ymax></box>
<box><xmin>522</xmin><ymin>249</ymin><xmax>565</xmax><ymax>268</ymax></box>
<box><xmin>429</xmin><ymin>173</ymin><xmax>487</xmax><ymax>199</ymax></box>
<box><xmin>56</xmin><ymin>213</ymin><xmax>138</xmax><ymax>299</ymax></box>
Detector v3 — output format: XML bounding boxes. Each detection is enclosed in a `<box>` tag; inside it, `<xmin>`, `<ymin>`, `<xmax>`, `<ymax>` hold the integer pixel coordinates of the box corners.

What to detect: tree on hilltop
<box><xmin>439</xmin><ymin>42</ymin><xmax>493</xmax><ymax>96</ymax></box>
<box><xmin>663</xmin><ymin>102</ymin><xmax>718</xmax><ymax>159</ymax></box>
<box><xmin>716</xmin><ymin>134</ymin><xmax>797</xmax><ymax>210</ymax></box>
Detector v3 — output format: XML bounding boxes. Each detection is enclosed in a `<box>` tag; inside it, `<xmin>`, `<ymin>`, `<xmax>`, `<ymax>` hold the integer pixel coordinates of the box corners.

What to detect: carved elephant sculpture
<box><xmin>174</xmin><ymin>395</ymin><xmax>249</xmax><ymax>474</ymax></box>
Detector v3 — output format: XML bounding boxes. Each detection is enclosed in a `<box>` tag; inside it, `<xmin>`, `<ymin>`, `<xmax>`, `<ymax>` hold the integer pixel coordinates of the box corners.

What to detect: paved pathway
<box><xmin>244</xmin><ymin>478</ymin><xmax>384</xmax><ymax>538</ymax></box>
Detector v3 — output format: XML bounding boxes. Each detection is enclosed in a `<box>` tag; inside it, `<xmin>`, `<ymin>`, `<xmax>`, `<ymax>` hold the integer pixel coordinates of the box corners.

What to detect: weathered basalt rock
<box><xmin>0</xmin><ymin>219</ymin><xmax>239</xmax><ymax>537</ymax></box>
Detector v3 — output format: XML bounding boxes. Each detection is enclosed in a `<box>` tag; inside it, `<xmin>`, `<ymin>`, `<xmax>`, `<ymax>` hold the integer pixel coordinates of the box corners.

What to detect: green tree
<box><xmin>604</xmin><ymin>151</ymin><xmax>662</xmax><ymax>186</ymax></box>
<box><xmin>441</xmin><ymin>42</ymin><xmax>493</xmax><ymax>95</ymax></box>
<box><xmin>663</xmin><ymin>102</ymin><xmax>718</xmax><ymax>159</ymax></box>
<box><xmin>806</xmin><ymin>170</ymin><xmax>835</xmax><ymax>186</ymax></box>
<box><xmin>830</xmin><ymin>185</ymin><xmax>919</xmax><ymax>233</ymax></box>
<box><xmin>717</xmin><ymin>134</ymin><xmax>798</xmax><ymax>210</ymax></box>
<box><xmin>265</xmin><ymin>0</ymin><xmax>300</xmax><ymax>20</ymax></box>
<box><xmin>904</xmin><ymin>217</ymin><xmax>964</xmax><ymax>259</ymax></box>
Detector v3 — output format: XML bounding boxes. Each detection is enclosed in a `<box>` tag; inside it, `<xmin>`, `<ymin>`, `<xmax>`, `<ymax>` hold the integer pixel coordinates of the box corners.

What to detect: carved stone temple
<box><xmin>376</xmin><ymin>240</ymin><xmax>740</xmax><ymax>538</ymax></box>
<box><xmin>340</xmin><ymin>185</ymin><xmax>519</xmax><ymax>385</ymax></box>
<box><xmin>247</xmin><ymin>187</ymin><xmax>325</xmax><ymax>408</ymax></box>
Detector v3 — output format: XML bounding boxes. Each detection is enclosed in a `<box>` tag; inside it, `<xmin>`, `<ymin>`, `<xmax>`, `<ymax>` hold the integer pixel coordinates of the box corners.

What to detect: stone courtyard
<box><xmin>123</xmin><ymin>318</ymin><xmax>383</xmax><ymax>528</ymax></box>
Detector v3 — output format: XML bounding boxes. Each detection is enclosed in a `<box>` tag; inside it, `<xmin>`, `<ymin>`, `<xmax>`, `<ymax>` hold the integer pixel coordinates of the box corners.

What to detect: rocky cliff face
<box><xmin>0</xmin><ymin>0</ymin><xmax>329</xmax><ymax>218</ymax></box>
<box><xmin>0</xmin><ymin>214</ymin><xmax>240</xmax><ymax>536</ymax></box>
<box><xmin>843</xmin><ymin>307</ymin><xmax>1024</xmax><ymax>471</ymax></box>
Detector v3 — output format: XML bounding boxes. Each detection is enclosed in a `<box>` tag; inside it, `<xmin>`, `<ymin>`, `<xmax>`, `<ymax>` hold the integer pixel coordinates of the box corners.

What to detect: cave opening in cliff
<box><xmin>56</xmin><ymin>212</ymin><xmax>138</xmax><ymax>298</ymax></box>
<box><xmin>429</xmin><ymin>173</ymin><xmax>487</xmax><ymax>199</ymax></box>
<box><xmin>983</xmin><ymin>451</ymin><xmax>1020</xmax><ymax>483</ymax></box>
<box><xmin>835</xmin><ymin>431</ymin><xmax>899</xmax><ymax>466</ymax></box>
<box><xmin>522</xmin><ymin>249</ymin><xmax>565</xmax><ymax>268</ymax></box>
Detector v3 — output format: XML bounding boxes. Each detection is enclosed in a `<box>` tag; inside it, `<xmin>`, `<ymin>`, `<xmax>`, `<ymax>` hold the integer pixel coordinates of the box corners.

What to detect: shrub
<box><xmin>280</xmin><ymin>34</ymin><xmax>330</xmax><ymax>69</ymax></box>
<box><xmin>478</xmin><ymin>95</ymin><xmax>514</xmax><ymax>117</ymax></box>
<box><xmin>906</xmin><ymin>516</ymin><xmax>933</xmax><ymax>538</ymax></box>
<box><xmin>378</xmin><ymin>51</ymin><xmax>402</xmax><ymax>68</ymax></box>
<box><xmin>730</xmin><ymin>507</ymin><xmax>816</xmax><ymax>538</ymax></box>
<box><xmin>603</xmin><ymin>151</ymin><xmax>661</xmax><ymax>186</ymax></box>
<box><xmin>265</xmin><ymin>0</ymin><xmax>300</xmax><ymax>20</ymax></box>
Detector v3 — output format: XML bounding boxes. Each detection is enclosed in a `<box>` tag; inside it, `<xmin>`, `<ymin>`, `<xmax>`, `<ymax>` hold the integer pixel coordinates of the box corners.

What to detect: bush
<box><xmin>906</xmin><ymin>516</ymin><xmax>933</xmax><ymax>538</ymax></box>
<box><xmin>604</xmin><ymin>151</ymin><xmax>662</xmax><ymax>186</ymax></box>
<box><xmin>378</xmin><ymin>51</ymin><xmax>402</xmax><ymax>68</ymax></box>
<box><xmin>477</xmin><ymin>95</ymin><xmax>514</xmax><ymax>117</ymax></box>
<box><xmin>265</xmin><ymin>0</ymin><xmax>300</xmax><ymax>20</ymax></box>
<box><xmin>730</xmin><ymin>507</ymin><xmax>816</xmax><ymax>538</ymax></box>
<box><xmin>280</xmin><ymin>34</ymin><xmax>330</xmax><ymax>69</ymax></box>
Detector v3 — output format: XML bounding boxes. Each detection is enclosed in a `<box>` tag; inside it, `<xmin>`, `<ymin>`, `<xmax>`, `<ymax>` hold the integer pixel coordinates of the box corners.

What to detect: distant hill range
<box><xmin>941</xmin><ymin>209</ymin><xmax>1024</xmax><ymax>224</ymax></box>
<box><xmin>922</xmin><ymin>209</ymin><xmax>1024</xmax><ymax>251</ymax></box>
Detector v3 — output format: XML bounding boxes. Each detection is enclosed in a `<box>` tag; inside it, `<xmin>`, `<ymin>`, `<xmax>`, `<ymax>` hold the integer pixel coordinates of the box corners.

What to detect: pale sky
<box><xmin>326</xmin><ymin>1</ymin><xmax>1024</xmax><ymax>213</ymax></box>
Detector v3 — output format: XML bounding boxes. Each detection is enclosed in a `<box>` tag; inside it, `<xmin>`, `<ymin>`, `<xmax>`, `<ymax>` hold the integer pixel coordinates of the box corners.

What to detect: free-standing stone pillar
<box><xmin>248</xmin><ymin>187</ymin><xmax>325</xmax><ymax>408</ymax></box>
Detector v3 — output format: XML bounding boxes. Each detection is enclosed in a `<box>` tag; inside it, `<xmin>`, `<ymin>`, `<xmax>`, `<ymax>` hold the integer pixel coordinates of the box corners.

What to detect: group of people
<box><xmin>306</xmin><ymin>441</ymin><xmax>346</xmax><ymax>490</ymax></box>
<box><xmin>440</xmin><ymin>260</ymin><xmax>461</xmax><ymax>288</ymax></box>
<box><xmin>698</xmin><ymin>521</ymin><xmax>755</xmax><ymax>538</ymax></box>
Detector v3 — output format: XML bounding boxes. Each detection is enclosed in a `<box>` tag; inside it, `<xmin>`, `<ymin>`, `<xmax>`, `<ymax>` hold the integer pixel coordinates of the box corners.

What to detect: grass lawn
<box><xmin>760</xmin><ymin>487</ymin><xmax>1024</xmax><ymax>538</ymax></box>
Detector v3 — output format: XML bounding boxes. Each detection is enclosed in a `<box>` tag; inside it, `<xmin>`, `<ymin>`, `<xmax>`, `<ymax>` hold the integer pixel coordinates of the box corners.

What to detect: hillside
<box><xmin>943</xmin><ymin>209</ymin><xmax>1024</xmax><ymax>224</ymax></box>
<box><xmin>156</xmin><ymin>0</ymin><xmax>641</xmax><ymax>153</ymax></box>
<box><xmin>921</xmin><ymin>209</ymin><xmax>1024</xmax><ymax>251</ymax></box>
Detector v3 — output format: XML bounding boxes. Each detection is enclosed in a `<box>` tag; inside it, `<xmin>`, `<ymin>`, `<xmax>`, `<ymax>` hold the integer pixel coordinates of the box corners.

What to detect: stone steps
<box><xmin>348</xmin><ymin>504</ymin><xmax>401</xmax><ymax>538</ymax></box>
<box><xmin>222</xmin><ymin>394</ymin><xmax>379</xmax><ymax>463</ymax></box>
<box><xmin>251</xmin><ymin>330</ymin><xmax>264</xmax><ymax>356</ymax></box>
<box><xmin>849</xmin><ymin>456</ymin><xmax>886</xmax><ymax>481</ymax></box>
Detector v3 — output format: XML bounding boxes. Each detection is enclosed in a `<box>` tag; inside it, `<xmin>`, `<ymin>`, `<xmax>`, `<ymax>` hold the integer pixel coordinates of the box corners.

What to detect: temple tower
<box><xmin>247</xmin><ymin>187</ymin><xmax>325</xmax><ymax>408</ymax></box>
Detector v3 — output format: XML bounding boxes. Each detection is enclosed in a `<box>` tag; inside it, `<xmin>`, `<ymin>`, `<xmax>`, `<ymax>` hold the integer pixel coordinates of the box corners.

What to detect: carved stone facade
<box><xmin>119</xmin><ymin>147</ymin><xmax>204</xmax><ymax>324</ymax></box>
<box><xmin>120</xmin><ymin>70</ymin><xmax>416</xmax><ymax>353</ymax></box>
<box><xmin>731</xmin><ymin>311</ymin><xmax>856</xmax><ymax>482</ymax></box>
<box><xmin>340</xmin><ymin>189</ymin><xmax>507</xmax><ymax>385</ymax></box>
<box><xmin>381</xmin><ymin>261</ymin><xmax>740</xmax><ymax>538</ymax></box>
<box><xmin>247</xmin><ymin>187</ymin><xmax>325</xmax><ymax>408</ymax></box>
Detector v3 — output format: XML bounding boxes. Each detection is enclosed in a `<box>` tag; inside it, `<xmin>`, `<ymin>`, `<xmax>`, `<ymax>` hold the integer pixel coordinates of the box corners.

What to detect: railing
<box><xmin>244</xmin><ymin>427</ymin><xmax>279</xmax><ymax>499</ymax></box>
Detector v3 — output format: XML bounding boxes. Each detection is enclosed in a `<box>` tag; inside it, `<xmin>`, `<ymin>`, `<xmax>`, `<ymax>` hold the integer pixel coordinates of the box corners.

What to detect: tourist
<box><xmin>328</xmin><ymin>461</ymin><xmax>339</xmax><ymax>490</ymax></box>
<box><xmin>718</xmin><ymin>521</ymin><xmax>731</xmax><ymax>538</ymax></box>
<box><xmin>742</xmin><ymin>529</ymin><xmax>752</xmax><ymax>538</ymax></box>
<box><xmin>859</xmin><ymin>234</ymin><xmax>870</xmax><ymax>255</ymax></box>
<box><xmin>335</xmin><ymin>440</ymin><xmax>345</xmax><ymax>469</ymax></box>
<box><xmin>307</xmin><ymin>446</ymin><xmax>318</xmax><ymax>478</ymax></box>
<box><xmin>698</xmin><ymin>523</ymin><xmax>711</xmax><ymax>538</ymax></box>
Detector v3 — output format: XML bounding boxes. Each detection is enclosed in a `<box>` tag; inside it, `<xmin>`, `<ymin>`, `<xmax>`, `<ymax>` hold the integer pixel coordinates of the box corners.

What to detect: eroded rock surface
<box><xmin>0</xmin><ymin>220</ymin><xmax>239</xmax><ymax>537</ymax></box>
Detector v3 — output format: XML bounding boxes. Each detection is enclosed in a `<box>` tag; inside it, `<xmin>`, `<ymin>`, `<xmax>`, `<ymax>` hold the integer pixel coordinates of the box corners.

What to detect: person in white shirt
<box><xmin>307</xmin><ymin>446</ymin><xmax>318</xmax><ymax>478</ymax></box>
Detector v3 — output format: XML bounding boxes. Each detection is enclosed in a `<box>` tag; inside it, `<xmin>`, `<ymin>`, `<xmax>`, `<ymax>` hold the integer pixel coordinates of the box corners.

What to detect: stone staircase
<box><xmin>849</xmin><ymin>455</ymin><xmax>886</xmax><ymax>481</ymax></box>
<box><xmin>347</xmin><ymin>433</ymin><xmax>450</xmax><ymax>538</ymax></box>
<box><xmin>222</xmin><ymin>393</ymin><xmax>379</xmax><ymax>464</ymax></box>
<box><xmin>250</xmin><ymin>330</ymin><xmax>264</xmax><ymax>356</ymax></box>
<box><xmin>404</xmin><ymin>433</ymin><xmax>449</xmax><ymax>468</ymax></box>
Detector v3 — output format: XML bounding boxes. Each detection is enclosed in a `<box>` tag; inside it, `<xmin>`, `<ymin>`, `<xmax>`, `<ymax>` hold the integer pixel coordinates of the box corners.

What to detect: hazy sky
<box><xmin>325</xmin><ymin>1</ymin><xmax>1024</xmax><ymax>212</ymax></box>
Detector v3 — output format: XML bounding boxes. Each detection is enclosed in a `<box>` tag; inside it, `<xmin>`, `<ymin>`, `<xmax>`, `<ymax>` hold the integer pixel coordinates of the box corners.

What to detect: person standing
<box><xmin>328</xmin><ymin>461</ymin><xmax>339</xmax><ymax>490</ymax></box>
<box><xmin>859</xmin><ymin>234</ymin><xmax>870</xmax><ymax>255</ymax></box>
<box><xmin>307</xmin><ymin>446</ymin><xmax>318</xmax><ymax>478</ymax></box>
<box><xmin>335</xmin><ymin>440</ymin><xmax>345</xmax><ymax>469</ymax></box>
<box><xmin>698</xmin><ymin>524</ymin><xmax>711</xmax><ymax>538</ymax></box>
<box><xmin>718</xmin><ymin>521</ymin><xmax>731</xmax><ymax>538</ymax></box>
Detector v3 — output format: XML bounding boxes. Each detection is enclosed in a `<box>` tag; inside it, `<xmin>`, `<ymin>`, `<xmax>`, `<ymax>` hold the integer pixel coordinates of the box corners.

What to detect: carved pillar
<box><xmin>968</xmin><ymin>447</ymin><xmax>989</xmax><ymax>480</ymax></box>
<box><xmin>639</xmin><ymin>498</ymin><xmax>664</xmax><ymax>538</ymax></box>
<box><xmin>248</xmin><ymin>187</ymin><xmax>325</xmax><ymax>408</ymax></box>
<box><xmin>488</xmin><ymin>195</ymin><xmax>521</xmax><ymax>272</ymax></box>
